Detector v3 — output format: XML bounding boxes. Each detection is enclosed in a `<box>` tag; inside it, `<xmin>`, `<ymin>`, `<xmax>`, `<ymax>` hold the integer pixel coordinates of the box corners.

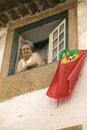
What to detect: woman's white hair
<box><xmin>22</xmin><ymin>40</ymin><xmax>35</xmax><ymax>52</ymax></box>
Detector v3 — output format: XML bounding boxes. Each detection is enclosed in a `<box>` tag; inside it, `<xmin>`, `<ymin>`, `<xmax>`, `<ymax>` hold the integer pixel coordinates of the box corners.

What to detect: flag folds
<box><xmin>46</xmin><ymin>50</ymin><xmax>87</xmax><ymax>99</ymax></box>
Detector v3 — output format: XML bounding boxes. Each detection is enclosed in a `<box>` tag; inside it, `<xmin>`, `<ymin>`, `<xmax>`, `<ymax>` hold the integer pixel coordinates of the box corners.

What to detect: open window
<box><xmin>8</xmin><ymin>11</ymin><xmax>68</xmax><ymax>75</ymax></box>
<box><xmin>15</xmin><ymin>19</ymin><xmax>66</xmax><ymax>70</ymax></box>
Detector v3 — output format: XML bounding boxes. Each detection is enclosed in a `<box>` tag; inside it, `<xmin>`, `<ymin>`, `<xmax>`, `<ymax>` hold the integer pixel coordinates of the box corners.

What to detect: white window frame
<box><xmin>48</xmin><ymin>19</ymin><xmax>66</xmax><ymax>63</ymax></box>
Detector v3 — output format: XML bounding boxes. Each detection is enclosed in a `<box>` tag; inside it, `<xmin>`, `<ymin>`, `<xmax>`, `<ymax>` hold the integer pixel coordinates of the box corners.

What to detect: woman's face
<box><xmin>21</xmin><ymin>44</ymin><xmax>33</xmax><ymax>60</ymax></box>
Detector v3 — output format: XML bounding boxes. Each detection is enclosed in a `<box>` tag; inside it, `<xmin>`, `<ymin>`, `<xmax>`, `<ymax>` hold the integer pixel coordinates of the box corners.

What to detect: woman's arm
<box><xmin>16</xmin><ymin>61</ymin><xmax>29</xmax><ymax>73</ymax></box>
<box><xmin>32</xmin><ymin>52</ymin><xmax>44</xmax><ymax>66</ymax></box>
<box><xmin>16</xmin><ymin>59</ymin><xmax>37</xmax><ymax>73</ymax></box>
<box><xmin>16</xmin><ymin>52</ymin><xmax>44</xmax><ymax>73</ymax></box>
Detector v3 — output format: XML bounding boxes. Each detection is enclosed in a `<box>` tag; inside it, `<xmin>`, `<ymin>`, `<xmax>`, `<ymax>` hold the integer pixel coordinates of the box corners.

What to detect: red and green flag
<box><xmin>46</xmin><ymin>50</ymin><xmax>87</xmax><ymax>100</ymax></box>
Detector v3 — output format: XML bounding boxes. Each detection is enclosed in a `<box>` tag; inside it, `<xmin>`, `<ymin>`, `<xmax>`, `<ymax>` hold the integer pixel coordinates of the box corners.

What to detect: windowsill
<box><xmin>0</xmin><ymin>62</ymin><xmax>58</xmax><ymax>101</ymax></box>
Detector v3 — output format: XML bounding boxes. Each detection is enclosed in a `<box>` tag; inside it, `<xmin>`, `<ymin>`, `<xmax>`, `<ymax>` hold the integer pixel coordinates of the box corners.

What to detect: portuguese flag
<box><xmin>46</xmin><ymin>50</ymin><xmax>87</xmax><ymax>99</ymax></box>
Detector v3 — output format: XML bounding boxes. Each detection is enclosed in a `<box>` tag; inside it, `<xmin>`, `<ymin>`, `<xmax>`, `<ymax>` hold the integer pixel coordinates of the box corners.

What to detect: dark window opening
<box><xmin>34</xmin><ymin>39</ymin><xmax>49</xmax><ymax>64</ymax></box>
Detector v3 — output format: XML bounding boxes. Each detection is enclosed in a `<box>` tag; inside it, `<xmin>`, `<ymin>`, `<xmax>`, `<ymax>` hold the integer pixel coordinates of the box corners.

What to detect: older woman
<box><xmin>16</xmin><ymin>40</ymin><xmax>44</xmax><ymax>73</ymax></box>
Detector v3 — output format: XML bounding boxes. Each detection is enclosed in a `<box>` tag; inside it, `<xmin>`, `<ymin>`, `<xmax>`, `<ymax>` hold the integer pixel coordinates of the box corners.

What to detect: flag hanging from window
<box><xmin>46</xmin><ymin>50</ymin><xmax>87</xmax><ymax>100</ymax></box>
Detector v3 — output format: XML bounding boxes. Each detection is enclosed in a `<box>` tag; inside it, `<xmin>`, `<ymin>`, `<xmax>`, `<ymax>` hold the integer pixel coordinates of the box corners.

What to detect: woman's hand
<box><xmin>27</xmin><ymin>62</ymin><xmax>37</xmax><ymax>69</ymax></box>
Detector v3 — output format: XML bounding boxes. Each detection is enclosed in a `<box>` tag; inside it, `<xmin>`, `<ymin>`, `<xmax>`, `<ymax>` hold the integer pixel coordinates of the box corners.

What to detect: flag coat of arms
<box><xmin>46</xmin><ymin>50</ymin><xmax>87</xmax><ymax>99</ymax></box>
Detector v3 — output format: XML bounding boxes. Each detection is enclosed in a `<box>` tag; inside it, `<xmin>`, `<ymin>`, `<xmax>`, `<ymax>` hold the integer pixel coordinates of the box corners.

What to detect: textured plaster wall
<box><xmin>77</xmin><ymin>0</ymin><xmax>87</xmax><ymax>49</ymax></box>
<box><xmin>0</xmin><ymin>57</ymin><xmax>87</xmax><ymax>130</ymax></box>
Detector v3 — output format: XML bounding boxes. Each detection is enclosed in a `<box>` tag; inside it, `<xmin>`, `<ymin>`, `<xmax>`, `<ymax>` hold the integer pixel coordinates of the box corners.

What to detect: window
<box><xmin>8</xmin><ymin>11</ymin><xmax>68</xmax><ymax>75</ymax></box>
<box><xmin>48</xmin><ymin>19</ymin><xmax>66</xmax><ymax>63</ymax></box>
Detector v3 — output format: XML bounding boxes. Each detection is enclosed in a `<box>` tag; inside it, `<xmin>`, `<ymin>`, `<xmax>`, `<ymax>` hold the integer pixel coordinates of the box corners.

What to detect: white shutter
<box><xmin>48</xmin><ymin>19</ymin><xmax>66</xmax><ymax>63</ymax></box>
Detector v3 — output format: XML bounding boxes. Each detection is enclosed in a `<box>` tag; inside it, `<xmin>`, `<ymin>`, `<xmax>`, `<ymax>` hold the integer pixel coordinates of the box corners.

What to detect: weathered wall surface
<box><xmin>77</xmin><ymin>0</ymin><xmax>87</xmax><ymax>49</ymax></box>
<box><xmin>0</xmin><ymin>57</ymin><xmax>87</xmax><ymax>130</ymax></box>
